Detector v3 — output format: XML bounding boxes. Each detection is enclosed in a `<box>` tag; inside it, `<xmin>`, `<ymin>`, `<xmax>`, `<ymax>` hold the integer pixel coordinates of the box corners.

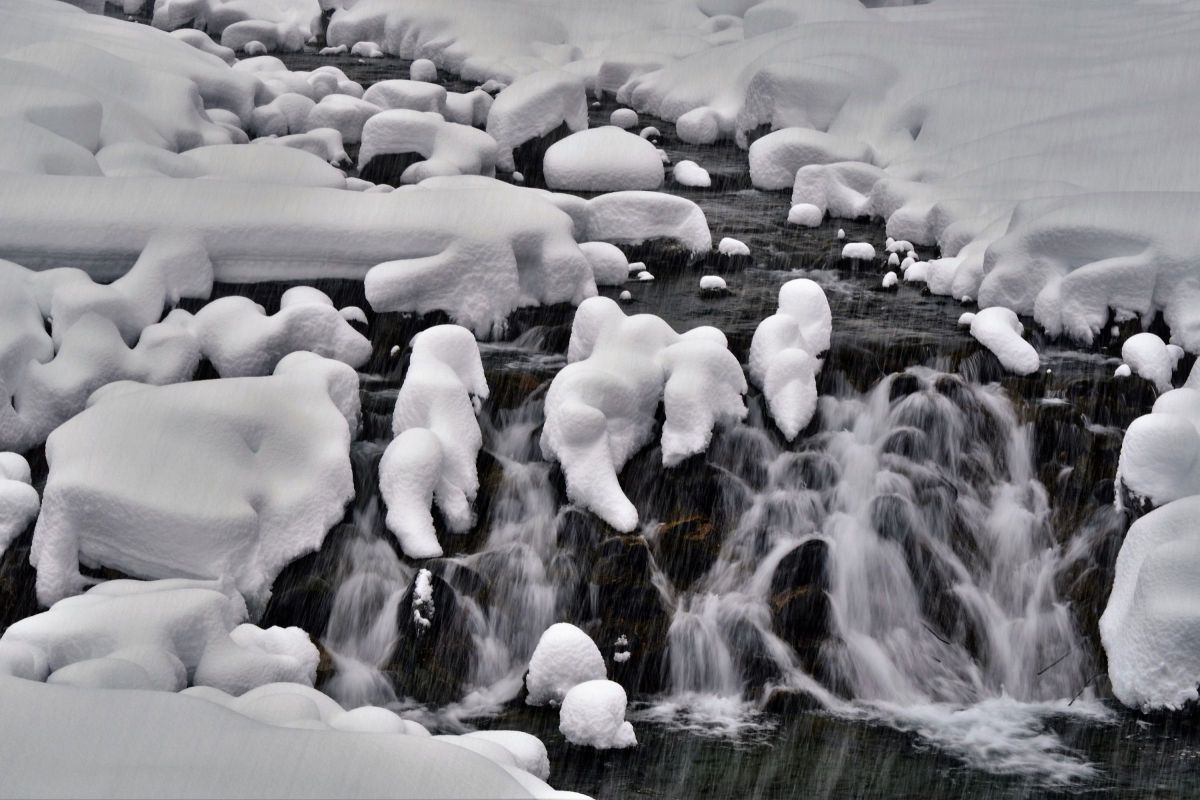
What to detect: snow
<box><xmin>543</xmin><ymin>127</ymin><xmax>664</xmax><ymax>192</ymax></box>
<box><xmin>0</xmin><ymin>675</ymin><xmax>549</xmax><ymax>798</ymax></box>
<box><xmin>700</xmin><ymin>275</ymin><xmax>727</xmax><ymax>292</ymax></box>
<box><xmin>194</xmin><ymin>623</ymin><xmax>320</xmax><ymax>695</ymax></box>
<box><xmin>639</xmin><ymin>127</ymin><xmax>660</xmax><ymax>140</ymax></box>
<box><xmin>579</xmin><ymin>242</ymin><xmax>630</xmax><ymax>287</ymax></box>
<box><xmin>381</xmin><ymin>326</ymin><xmax>487</xmax><ymax>560</ymax></box>
<box><xmin>578</xmin><ymin>191</ymin><xmax>712</xmax><ymax>254</ymax></box>
<box><xmin>351</xmin><ymin>41</ymin><xmax>384</xmax><ymax>58</ymax></box>
<box><xmin>1121</xmin><ymin>333</ymin><xmax>1179</xmax><ymax>393</ymax></box>
<box><xmin>254</xmin><ymin>128</ymin><xmax>350</xmax><ymax>166</ymax></box>
<box><xmin>1115</xmin><ymin>364</ymin><xmax>1133</xmax><ymax>379</ymax></box>
<box><xmin>1101</xmin><ymin>495</ymin><xmax>1200</xmax><ymax>711</ymax></box>
<box><xmin>968</xmin><ymin>307</ymin><xmax>1040</xmax><ymax>376</ymax></box>
<box><xmin>358</xmin><ymin>110</ymin><xmax>499</xmax><ymax>183</ymax></box>
<box><xmin>675</xmin><ymin>107</ymin><xmax>721</xmax><ymax>145</ymax></box>
<box><xmin>882</xmin><ymin>271</ymin><xmax>898</xmax><ymax>289</ymax></box>
<box><xmin>748</xmin><ymin>127</ymin><xmax>875</xmax><ymax>191</ymax></box>
<box><xmin>412</xmin><ymin>568</ymin><xmax>435</xmax><ymax>628</ymax></box>
<box><xmin>1116</xmin><ymin>388</ymin><xmax>1200</xmax><ymax>510</ymax></box>
<box><xmin>637</xmin><ymin>271</ymin><xmax>655</xmax><ymax>282</ymax></box>
<box><xmin>541</xmin><ymin>297</ymin><xmax>746</xmax><ymax>530</ymax></box>
<box><xmin>362</xmin><ymin>79</ymin><xmax>447</xmax><ymax>114</ymax></box>
<box><xmin>672</xmin><ymin>159</ymin><xmax>711</xmax><ymax>188</ymax></box>
<box><xmin>0</xmin><ymin>453</ymin><xmax>40</xmax><ymax>557</ymax></box>
<box><xmin>485</xmin><ymin>70</ymin><xmax>588</xmax><ymax>172</ymax></box>
<box><xmin>464</xmin><ymin>731</ymin><xmax>550</xmax><ymax>781</ymax></box>
<box><xmin>302</xmin><ymin>94</ymin><xmax>380</xmax><ymax>144</ymax></box>
<box><xmin>559</xmin><ymin>680</ymin><xmax>637</xmax><ymax>750</ymax></box>
<box><xmin>787</xmin><ymin>203</ymin><xmax>822</xmax><ymax>227</ymax></box>
<box><xmin>411</xmin><ymin>58</ymin><xmax>438</xmax><ymax>82</ymax></box>
<box><xmin>252</xmin><ymin>93</ymin><xmax>316</xmax><ymax>136</ymax></box>
<box><xmin>841</xmin><ymin>242</ymin><xmax>875</xmax><ymax>261</ymax></box>
<box><xmin>152</xmin><ymin>0</ymin><xmax>320</xmax><ymax>54</ymax></box>
<box><xmin>525</xmin><ymin>623</ymin><xmax>607</xmax><ymax>707</ymax></box>
<box><xmin>609</xmin><ymin>108</ymin><xmax>638</xmax><ymax>129</ymax></box>
<box><xmin>718</xmin><ymin>237</ymin><xmax>750</xmax><ymax>257</ymax></box>
<box><xmin>619</xmin><ymin>290</ymin><xmax>632</xmax><ymax>302</ymax></box>
<box><xmin>749</xmin><ymin>278</ymin><xmax>831</xmax><ymax>441</ymax></box>
<box><xmin>30</xmin><ymin>355</ymin><xmax>357</xmax><ymax>610</ymax></box>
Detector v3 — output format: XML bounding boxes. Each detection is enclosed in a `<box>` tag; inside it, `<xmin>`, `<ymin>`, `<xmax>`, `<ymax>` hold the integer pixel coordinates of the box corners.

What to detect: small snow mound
<box><xmin>610</xmin><ymin>108</ymin><xmax>638</xmax><ymax>129</ymax></box>
<box><xmin>351</xmin><ymin>41</ymin><xmax>384</xmax><ymax>58</ymax></box>
<box><xmin>1122</xmin><ymin>333</ymin><xmax>1176</xmax><ymax>392</ymax></box>
<box><xmin>836</xmin><ymin>228</ymin><xmax>846</xmax><ymax>240</ymax></box>
<box><xmin>969</xmin><ymin>307</ymin><xmax>1040</xmax><ymax>376</ymax></box>
<box><xmin>410</xmin><ymin>58</ymin><xmax>438</xmax><ymax>82</ymax></box>
<box><xmin>0</xmin><ymin>452</ymin><xmax>39</xmax><ymax>558</ymax></box>
<box><xmin>637</xmin><ymin>271</ymin><xmax>655</xmax><ymax>282</ymax></box>
<box><xmin>526</xmin><ymin>623</ymin><xmax>607</xmax><ymax>707</ymax></box>
<box><xmin>672</xmin><ymin>159</ymin><xmax>711</xmax><ymax>188</ymax></box>
<box><xmin>1116</xmin><ymin>388</ymin><xmax>1200</xmax><ymax>509</ymax></box>
<box><xmin>412</xmin><ymin>568</ymin><xmax>435</xmax><ymax>629</ymax></box>
<box><xmin>1115</xmin><ymin>364</ymin><xmax>1133</xmax><ymax>378</ymax></box>
<box><xmin>718</xmin><ymin>237</ymin><xmax>750</xmax><ymax>258</ymax></box>
<box><xmin>194</xmin><ymin>624</ymin><xmax>319</xmax><ymax>696</ymax></box>
<box><xmin>243</xmin><ymin>40</ymin><xmax>267</xmax><ymax>56</ymax></box>
<box><xmin>580</xmin><ymin>242</ymin><xmax>630</xmax><ymax>287</ymax></box>
<box><xmin>639</xmin><ymin>127</ymin><xmax>661</xmax><ymax>140</ymax></box>
<box><xmin>841</xmin><ymin>242</ymin><xmax>875</xmax><ymax>261</ymax></box>
<box><xmin>748</xmin><ymin>127</ymin><xmax>874</xmax><ymax>191</ymax></box>
<box><xmin>700</xmin><ymin>275</ymin><xmax>728</xmax><ymax>293</ymax></box>
<box><xmin>619</xmin><ymin>290</ymin><xmax>632</xmax><ymax>302</ymax></box>
<box><xmin>543</xmin><ymin>127</ymin><xmax>664</xmax><ymax>192</ymax></box>
<box><xmin>787</xmin><ymin>204</ymin><xmax>822</xmax><ymax>227</ymax></box>
<box><xmin>749</xmin><ymin>279</ymin><xmax>831</xmax><ymax>440</ymax></box>
<box><xmin>882</xmin><ymin>271</ymin><xmax>898</xmax><ymax>289</ymax></box>
<box><xmin>559</xmin><ymin>680</ymin><xmax>637</xmax><ymax>749</ymax></box>
<box><xmin>675</xmin><ymin>106</ymin><xmax>722</xmax><ymax>145</ymax></box>
<box><xmin>888</xmin><ymin>252</ymin><xmax>900</xmax><ymax>267</ymax></box>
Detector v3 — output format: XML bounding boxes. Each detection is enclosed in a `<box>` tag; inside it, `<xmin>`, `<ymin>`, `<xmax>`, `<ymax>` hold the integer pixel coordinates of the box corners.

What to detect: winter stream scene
<box><xmin>1</xmin><ymin>0</ymin><xmax>1200</xmax><ymax>797</ymax></box>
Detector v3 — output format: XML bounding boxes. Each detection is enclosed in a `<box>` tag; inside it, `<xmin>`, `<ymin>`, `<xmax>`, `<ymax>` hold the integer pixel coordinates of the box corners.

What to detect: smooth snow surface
<box><xmin>718</xmin><ymin>237</ymin><xmax>750</xmax><ymax>257</ymax></box>
<box><xmin>358</xmin><ymin>110</ymin><xmax>499</xmax><ymax>183</ymax></box>
<box><xmin>1116</xmin><ymin>388</ymin><xmax>1200</xmax><ymax>510</ymax></box>
<box><xmin>381</xmin><ymin>326</ymin><xmax>488</xmax><ymax>559</ymax></box>
<box><xmin>672</xmin><ymin>159</ymin><xmax>711</xmax><ymax>188</ymax></box>
<box><xmin>0</xmin><ymin>452</ymin><xmax>39</xmax><ymax>557</ymax></box>
<box><xmin>484</xmin><ymin>70</ymin><xmax>588</xmax><ymax>172</ymax></box>
<box><xmin>410</xmin><ymin>58</ymin><xmax>438</xmax><ymax>82</ymax></box>
<box><xmin>787</xmin><ymin>203</ymin><xmax>822</xmax><ymax>227</ymax></box>
<box><xmin>579</xmin><ymin>242</ymin><xmax>630</xmax><ymax>287</ymax></box>
<box><xmin>699</xmin><ymin>275</ymin><xmax>727</xmax><ymax>292</ymax></box>
<box><xmin>968</xmin><ymin>307</ymin><xmax>1040</xmax><ymax>376</ymax></box>
<box><xmin>543</xmin><ymin>127</ymin><xmax>664</xmax><ymax>192</ymax></box>
<box><xmin>1121</xmin><ymin>333</ymin><xmax>1179</xmax><ymax>393</ymax></box>
<box><xmin>748</xmin><ymin>279</ymin><xmax>831</xmax><ymax>440</ymax></box>
<box><xmin>1101</xmin><ymin>496</ymin><xmax>1200</xmax><ymax>711</ymax></box>
<box><xmin>526</xmin><ymin>623</ymin><xmax>607</xmax><ymax>707</ymax></box>
<box><xmin>541</xmin><ymin>297</ymin><xmax>746</xmax><ymax>531</ymax></box>
<box><xmin>31</xmin><ymin>355</ymin><xmax>357</xmax><ymax>610</ymax></box>
<box><xmin>559</xmin><ymin>679</ymin><xmax>637</xmax><ymax>750</ymax></box>
<box><xmin>841</xmin><ymin>242</ymin><xmax>875</xmax><ymax>261</ymax></box>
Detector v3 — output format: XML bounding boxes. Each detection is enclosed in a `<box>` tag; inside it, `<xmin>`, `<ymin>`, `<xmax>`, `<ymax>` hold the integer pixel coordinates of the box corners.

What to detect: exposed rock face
<box><xmin>768</xmin><ymin>539</ymin><xmax>832</xmax><ymax>679</ymax></box>
<box><xmin>589</xmin><ymin>534</ymin><xmax>671</xmax><ymax>695</ymax></box>
<box><xmin>385</xmin><ymin>569</ymin><xmax>474</xmax><ymax>705</ymax></box>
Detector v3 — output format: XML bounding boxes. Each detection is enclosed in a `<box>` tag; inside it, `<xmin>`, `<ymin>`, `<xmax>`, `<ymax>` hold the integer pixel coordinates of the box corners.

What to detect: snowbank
<box><xmin>578</xmin><ymin>191</ymin><xmax>712</xmax><ymax>254</ymax></box>
<box><xmin>526</xmin><ymin>623</ymin><xmax>607</xmax><ymax>707</ymax></box>
<box><xmin>0</xmin><ymin>452</ymin><xmax>39</xmax><ymax>557</ymax></box>
<box><xmin>559</xmin><ymin>680</ymin><xmax>637</xmax><ymax>749</ymax></box>
<box><xmin>359</xmin><ymin>110</ymin><xmax>498</xmax><ymax>183</ymax></box>
<box><xmin>1116</xmin><ymin>388</ymin><xmax>1200</xmax><ymax>510</ymax></box>
<box><xmin>1101</xmin><ymin>495</ymin><xmax>1200</xmax><ymax>711</ymax></box>
<box><xmin>748</xmin><ymin>278</ymin><xmax>831</xmax><ymax>440</ymax></box>
<box><xmin>541</xmin><ymin>297</ymin><xmax>746</xmax><ymax>531</ymax></box>
<box><xmin>543</xmin><ymin>127</ymin><xmax>664</xmax><ymax>192</ymax></box>
<box><xmin>362</xmin><ymin>79</ymin><xmax>447</xmax><ymax>113</ymax></box>
<box><xmin>0</xmin><ymin>675</ymin><xmax>551</xmax><ymax>798</ymax></box>
<box><xmin>1121</xmin><ymin>333</ymin><xmax>1180</xmax><ymax>393</ymax></box>
<box><xmin>152</xmin><ymin>0</ymin><xmax>320</xmax><ymax>53</ymax></box>
<box><xmin>748</xmin><ymin>128</ymin><xmax>874</xmax><ymax>191</ymax></box>
<box><xmin>968</xmin><ymin>307</ymin><xmax>1040</xmax><ymax>376</ymax></box>
<box><xmin>579</xmin><ymin>242</ymin><xmax>630</xmax><ymax>287</ymax></box>
<box><xmin>194</xmin><ymin>623</ymin><xmax>320</xmax><ymax>695</ymax></box>
<box><xmin>30</xmin><ymin>355</ymin><xmax>357</xmax><ymax>610</ymax></box>
<box><xmin>381</xmin><ymin>326</ymin><xmax>488</xmax><ymax>559</ymax></box>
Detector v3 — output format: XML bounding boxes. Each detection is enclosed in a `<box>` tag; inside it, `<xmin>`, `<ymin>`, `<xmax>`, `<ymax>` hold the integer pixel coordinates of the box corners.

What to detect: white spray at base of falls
<box><xmin>324</xmin><ymin>363</ymin><xmax>1107</xmax><ymax>782</ymax></box>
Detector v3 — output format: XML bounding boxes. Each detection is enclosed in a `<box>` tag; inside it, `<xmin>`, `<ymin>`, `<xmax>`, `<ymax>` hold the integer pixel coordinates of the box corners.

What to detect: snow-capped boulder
<box><xmin>410</xmin><ymin>58</ymin><xmax>438</xmax><ymax>82</ymax></box>
<box><xmin>358</xmin><ymin>110</ymin><xmax>498</xmax><ymax>183</ymax></box>
<box><xmin>1121</xmin><ymin>333</ymin><xmax>1180</xmax><ymax>392</ymax></box>
<box><xmin>486</xmin><ymin>70</ymin><xmax>587</xmax><ymax>172</ymax></box>
<box><xmin>579</xmin><ymin>241</ymin><xmax>630</xmax><ymax>287</ymax></box>
<box><xmin>749</xmin><ymin>278</ymin><xmax>831</xmax><ymax>440</ymax></box>
<box><xmin>541</xmin><ymin>297</ymin><xmax>746</xmax><ymax>530</ymax></box>
<box><xmin>380</xmin><ymin>326</ymin><xmax>488</xmax><ymax>560</ymax></box>
<box><xmin>577</xmin><ymin>191</ymin><xmax>712</xmax><ymax>255</ymax></box>
<box><xmin>194</xmin><ymin>623</ymin><xmax>320</xmax><ymax>695</ymax></box>
<box><xmin>361</xmin><ymin>79</ymin><xmax>447</xmax><ymax>114</ymax></box>
<box><xmin>526</xmin><ymin>623</ymin><xmax>606</xmax><ymax>707</ymax></box>
<box><xmin>969</xmin><ymin>307</ymin><xmax>1040</xmax><ymax>376</ymax></box>
<box><xmin>559</xmin><ymin>679</ymin><xmax>637</xmax><ymax>749</ymax></box>
<box><xmin>543</xmin><ymin>127</ymin><xmax>664</xmax><ymax>192</ymax></box>
<box><xmin>0</xmin><ymin>452</ymin><xmax>39</xmax><ymax>557</ymax></box>
<box><xmin>30</xmin><ymin>355</ymin><xmax>358</xmax><ymax>610</ymax></box>
<box><xmin>1116</xmin><ymin>388</ymin><xmax>1200</xmax><ymax>510</ymax></box>
<box><xmin>672</xmin><ymin>159</ymin><xmax>711</xmax><ymax>188</ymax></box>
<box><xmin>749</xmin><ymin>128</ymin><xmax>875</xmax><ymax>191</ymax></box>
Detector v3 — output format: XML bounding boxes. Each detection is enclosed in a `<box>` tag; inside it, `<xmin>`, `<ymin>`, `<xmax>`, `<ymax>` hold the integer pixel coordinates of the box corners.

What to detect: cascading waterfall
<box><xmin>326</xmin><ymin>356</ymin><xmax>1101</xmax><ymax>780</ymax></box>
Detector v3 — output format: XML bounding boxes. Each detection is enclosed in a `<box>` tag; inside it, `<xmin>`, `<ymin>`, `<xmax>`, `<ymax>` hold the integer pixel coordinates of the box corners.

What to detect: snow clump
<box><xmin>525</xmin><ymin>623</ymin><xmax>607</xmax><ymax>707</ymax></box>
<box><xmin>672</xmin><ymin>159</ymin><xmax>711</xmax><ymax>188</ymax></box>
<box><xmin>0</xmin><ymin>452</ymin><xmax>39</xmax><ymax>557</ymax></box>
<box><xmin>543</xmin><ymin>127</ymin><xmax>664</xmax><ymax>192</ymax></box>
<box><xmin>968</xmin><ymin>307</ymin><xmax>1040</xmax><ymax>376</ymax></box>
<box><xmin>559</xmin><ymin>679</ymin><xmax>637</xmax><ymax>750</ymax></box>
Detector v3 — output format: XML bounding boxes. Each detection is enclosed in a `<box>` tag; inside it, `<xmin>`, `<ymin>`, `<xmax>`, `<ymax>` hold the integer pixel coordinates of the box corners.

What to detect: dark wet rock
<box><xmin>870</xmin><ymin>494</ymin><xmax>920</xmax><ymax>544</ymax></box>
<box><xmin>260</xmin><ymin>576</ymin><xmax>335</xmax><ymax>635</ymax></box>
<box><xmin>881</xmin><ymin>427</ymin><xmax>931</xmax><ymax>462</ymax></box>
<box><xmin>762</xmin><ymin>685</ymin><xmax>824</xmax><ymax>715</ymax></box>
<box><xmin>955</xmin><ymin>347</ymin><xmax>1009</xmax><ymax>385</ymax></box>
<box><xmin>1031</xmin><ymin>402</ymin><xmax>1089</xmax><ymax>466</ymax></box>
<box><xmin>1058</xmin><ymin>505</ymin><xmax>1130</xmax><ymax>672</ymax></box>
<box><xmin>590</xmin><ymin>534</ymin><xmax>671</xmax><ymax>694</ymax></box>
<box><xmin>726</xmin><ymin>616</ymin><xmax>784</xmax><ymax>694</ymax></box>
<box><xmin>508</xmin><ymin>122</ymin><xmax>573</xmax><ymax>187</ymax></box>
<box><xmin>655</xmin><ymin>514</ymin><xmax>721</xmax><ymax>591</ymax></box>
<box><xmin>385</xmin><ymin>569</ymin><xmax>474</xmax><ymax>705</ymax></box>
<box><xmin>889</xmin><ymin>372</ymin><xmax>923</xmax><ymax>401</ymax></box>
<box><xmin>617</xmin><ymin>239</ymin><xmax>706</xmax><ymax>273</ymax></box>
<box><xmin>358</xmin><ymin>152</ymin><xmax>427</xmax><ymax>187</ymax></box>
<box><xmin>1065</xmin><ymin>375</ymin><xmax>1159</xmax><ymax>428</ymax></box>
<box><xmin>424</xmin><ymin>558</ymin><xmax>490</xmax><ymax>610</ymax></box>
<box><xmin>769</xmin><ymin>540</ymin><xmax>833</xmax><ymax>677</ymax></box>
<box><xmin>0</xmin><ymin>531</ymin><xmax>39</xmax><ymax>636</ymax></box>
<box><xmin>772</xmin><ymin>451</ymin><xmax>841</xmax><ymax>493</ymax></box>
<box><xmin>484</xmin><ymin>369</ymin><xmax>549</xmax><ymax>412</ymax></box>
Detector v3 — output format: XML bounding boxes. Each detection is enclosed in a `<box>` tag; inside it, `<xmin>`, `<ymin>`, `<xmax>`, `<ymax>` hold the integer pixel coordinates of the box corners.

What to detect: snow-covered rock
<box><xmin>153</xmin><ymin>0</ymin><xmax>319</xmax><ymax>54</ymax></box>
<box><xmin>253</xmin><ymin>128</ymin><xmax>350</xmax><ymax>166</ymax></box>
<box><xmin>748</xmin><ymin>278</ymin><xmax>831</xmax><ymax>440</ymax></box>
<box><xmin>351</xmin><ymin>41</ymin><xmax>384</xmax><ymax>58</ymax></box>
<box><xmin>381</xmin><ymin>326</ymin><xmax>488</xmax><ymax>559</ymax></box>
<box><xmin>410</xmin><ymin>58</ymin><xmax>438</xmax><ymax>82</ymax></box>
<box><xmin>675</xmin><ymin>106</ymin><xmax>721</xmax><ymax>145</ymax></box>
<box><xmin>30</xmin><ymin>355</ymin><xmax>357</xmax><ymax>610</ymax></box>
<box><xmin>718</xmin><ymin>237</ymin><xmax>750</xmax><ymax>257</ymax></box>
<box><xmin>525</xmin><ymin>623</ymin><xmax>606</xmax><ymax>707</ymax></box>
<box><xmin>543</xmin><ymin>127</ymin><xmax>664</xmax><ymax>192</ymax></box>
<box><xmin>359</xmin><ymin>110</ymin><xmax>499</xmax><ymax>183</ymax></box>
<box><xmin>748</xmin><ymin>128</ymin><xmax>874</xmax><ymax>191</ymax></box>
<box><xmin>577</xmin><ymin>191</ymin><xmax>712</xmax><ymax>255</ymax></box>
<box><xmin>464</xmin><ymin>731</ymin><xmax>550</xmax><ymax>781</ymax></box>
<box><xmin>362</xmin><ymin>79</ymin><xmax>447</xmax><ymax>114</ymax></box>
<box><xmin>302</xmin><ymin>94</ymin><xmax>381</xmax><ymax>144</ymax></box>
<box><xmin>541</xmin><ymin>297</ymin><xmax>746</xmax><ymax>530</ymax></box>
<box><xmin>882</xmin><ymin>271</ymin><xmax>898</xmax><ymax>289</ymax></box>
<box><xmin>841</xmin><ymin>242</ymin><xmax>875</xmax><ymax>261</ymax></box>
<box><xmin>194</xmin><ymin>623</ymin><xmax>320</xmax><ymax>696</ymax></box>
<box><xmin>1101</xmin><ymin>495</ymin><xmax>1200</xmax><ymax>711</ymax></box>
<box><xmin>787</xmin><ymin>203</ymin><xmax>823</xmax><ymax>227</ymax></box>
<box><xmin>609</xmin><ymin>108</ymin><xmax>638</xmax><ymax>129</ymax></box>
<box><xmin>671</xmin><ymin>159</ymin><xmax>711</xmax><ymax>188</ymax></box>
<box><xmin>486</xmin><ymin>70</ymin><xmax>588</xmax><ymax>172</ymax></box>
<box><xmin>559</xmin><ymin>679</ymin><xmax>637</xmax><ymax>750</ymax></box>
<box><xmin>699</xmin><ymin>275</ymin><xmax>727</xmax><ymax>293</ymax></box>
<box><xmin>579</xmin><ymin>242</ymin><xmax>630</xmax><ymax>287</ymax></box>
<box><xmin>968</xmin><ymin>307</ymin><xmax>1040</xmax><ymax>376</ymax></box>
<box><xmin>1121</xmin><ymin>333</ymin><xmax>1179</xmax><ymax>392</ymax></box>
<box><xmin>1116</xmin><ymin>388</ymin><xmax>1200</xmax><ymax>510</ymax></box>
<box><xmin>0</xmin><ymin>452</ymin><xmax>38</xmax><ymax>557</ymax></box>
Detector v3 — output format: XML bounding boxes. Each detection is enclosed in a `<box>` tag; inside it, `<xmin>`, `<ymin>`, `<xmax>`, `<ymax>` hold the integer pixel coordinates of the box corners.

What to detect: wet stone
<box><xmin>385</xmin><ymin>569</ymin><xmax>474</xmax><ymax>705</ymax></box>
